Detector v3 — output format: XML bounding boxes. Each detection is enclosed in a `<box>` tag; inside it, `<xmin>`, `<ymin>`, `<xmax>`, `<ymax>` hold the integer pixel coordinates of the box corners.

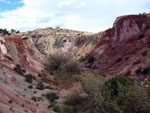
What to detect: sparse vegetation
<box><xmin>25</xmin><ymin>74</ymin><xmax>34</xmax><ymax>83</ymax></box>
<box><xmin>142</xmin><ymin>50</ymin><xmax>148</xmax><ymax>56</ymax></box>
<box><xmin>136</xmin><ymin>66</ymin><xmax>150</xmax><ymax>75</ymax></box>
<box><xmin>124</xmin><ymin>69</ymin><xmax>131</xmax><ymax>76</ymax></box>
<box><xmin>31</xmin><ymin>96</ymin><xmax>37</xmax><ymax>102</ymax></box>
<box><xmin>8</xmin><ymin>100</ymin><xmax>13</xmax><ymax>104</ymax></box>
<box><xmin>116</xmin><ymin>57</ymin><xmax>122</xmax><ymax>63</ymax></box>
<box><xmin>50</xmin><ymin>103</ymin><xmax>62</xmax><ymax>113</ymax></box>
<box><xmin>36</xmin><ymin>81</ymin><xmax>44</xmax><ymax>90</ymax></box>
<box><xmin>14</xmin><ymin>64</ymin><xmax>26</xmax><ymax>76</ymax></box>
<box><xmin>45</xmin><ymin>53</ymin><xmax>69</xmax><ymax>72</ymax></box>
<box><xmin>45</xmin><ymin>53</ymin><xmax>81</xmax><ymax>86</ymax></box>
<box><xmin>79</xmin><ymin>56</ymin><xmax>85</xmax><ymax>62</ymax></box>
<box><xmin>45</xmin><ymin>85</ymin><xmax>55</xmax><ymax>90</ymax></box>
<box><xmin>22</xmin><ymin>104</ymin><xmax>24</xmax><ymax>107</ymax></box>
<box><xmin>43</xmin><ymin>52</ymin><xmax>150</xmax><ymax>113</ymax></box>
<box><xmin>133</xmin><ymin>59</ymin><xmax>141</xmax><ymax>65</ymax></box>
<box><xmin>54</xmin><ymin>39</ymin><xmax>64</xmax><ymax>48</ymax></box>
<box><xmin>0</xmin><ymin>28</ymin><xmax>11</xmax><ymax>35</ymax></box>
<box><xmin>138</xmin><ymin>33</ymin><xmax>145</xmax><ymax>39</ymax></box>
<box><xmin>49</xmin><ymin>74</ymin><xmax>150</xmax><ymax>113</ymax></box>
<box><xmin>63</xmin><ymin>94</ymin><xmax>88</xmax><ymax>113</ymax></box>
<box><xmin>79</xmin><ymin>76</ymin><xmax>150</xmax><ymax>113</ymax></box>
<box><xmin>46</xmin><ymin>92</ymin><xmax>59</xmax><ymax>102</ymax></box>
<box><xmin>142</xmin><ymin>66</ymin><xmax>150</xmax><ymax>75</ymax></box>
<box><xmin>28</xmin><ymin>85</ymin><xmax>33</xmax><ymax>89</ymax></box>
<box><xmin>87</xmin><ymin>54</ymin><xmax>95</xmax><ymax>63</ymax></box>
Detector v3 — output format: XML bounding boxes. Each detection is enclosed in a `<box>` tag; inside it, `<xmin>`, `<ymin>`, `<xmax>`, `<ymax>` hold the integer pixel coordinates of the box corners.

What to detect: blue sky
<box><xmin>0</xmin><ymin>0</ymin><xmax>150</xmax><ymax>32</ymax></box>
<box><xmin>0</xmin><ymin>0</ymin><xmax>23</xmax><ymax>11</ymax></box>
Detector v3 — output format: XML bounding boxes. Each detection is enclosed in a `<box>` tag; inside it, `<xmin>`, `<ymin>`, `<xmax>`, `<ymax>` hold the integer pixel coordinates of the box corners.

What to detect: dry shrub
<box><xmin>44</xmin><ymin>53</ymin><xmax>81</xmax><ymax>86</ymax></box>
<box><xmin>45</xmin><ymin>53</ymin><xmax>80</xmax><ymax>76</ymax></box>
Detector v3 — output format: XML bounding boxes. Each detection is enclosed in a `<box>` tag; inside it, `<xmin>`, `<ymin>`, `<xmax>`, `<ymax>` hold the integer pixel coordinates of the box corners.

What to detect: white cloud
<box><xmin>0</xmin><ymin>0</ymin><xmax>150</xmax><ymax>32</ymax></box>
<box><xmin>58</xmin><ymin>0</ymin><xmax>74</xmax><ymax>7</ymax></box>
<box><xmin>74</xmin><ymin>2</ymin><xmax>86</xmax><ymax>8</ymax></box>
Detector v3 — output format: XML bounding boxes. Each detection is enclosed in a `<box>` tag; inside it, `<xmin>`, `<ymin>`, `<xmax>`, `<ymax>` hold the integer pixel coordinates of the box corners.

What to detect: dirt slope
<box><xmin>0</xmin><ymin>36</ymin><xmax>53</xmax><ymax>113</ymax></box>
<box><xmin>85</xmin><ymin>14</ymin><xmax>150</xmax><ymax>81</ymax></box>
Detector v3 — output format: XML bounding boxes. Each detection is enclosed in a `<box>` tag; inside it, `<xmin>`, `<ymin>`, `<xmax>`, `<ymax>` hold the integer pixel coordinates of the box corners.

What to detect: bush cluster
<box><xmin>85</xmin><ymin>76</ymin><xmax>150</xmax><ymax>113</ymax></box>
<box><xmin>36</xmin><ymin>81</ymin><xmax>44</xmax><ymax>90</ymax></box>
<box><xmin>46</xmin><ymin>92</ymin><xmax>59</xmax><ymax>102</ymax></box>
<box><xmin>0</xmin><ymin>28</ymin><xmax>11</xmax><ymax>35</ymax></box>
<box><xmin>87</xmin><ymin>54</ymin><xmax>95</xmax><ymax>63</ymax></box>
<box><xmin>136</xmin><ymin>66</ymin><xmax>150</xmax><ymax>75</ymax></box>
<box><xmin>25</xmin><ymin>74</ymin><xmax>35</xmax><ymax>84</ymax></box>
<box><xmin>45</xmin><ymin>53</ymin><xmax>81</xmax><ymax>81</ymax></box>
<box><xmin>14</xmin><ymin>64</ymin><xmax>26</xmax><ymax>76</ymax></box>
<box><xmin>44</xmin><ymin>53</ymin><xmax>150</xmax><ymax>113</ymax></box>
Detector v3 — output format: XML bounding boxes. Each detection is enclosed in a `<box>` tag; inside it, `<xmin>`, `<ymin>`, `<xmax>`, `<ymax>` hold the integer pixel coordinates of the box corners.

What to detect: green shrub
<box><xmin>116</xmin><ymin>57</ymin><xmax>122</xmax><ymax>63</ymax></box>
<box><xmin>87</xmin><ymin>54</ymin><xmax>95</xmax><ymax>63</ymax></box>
<box><xmin>136</xmin><ymin>66</ymin><xmax>150</xmax><ymax>75</ymax></box>
<box><xmin>63</xmin><ymin>105</ymin><xmax>75</xmax><ymax>113</ymax></box>
<box><xmin>0</xmin><ymin>28</ymin><xmax>11</xmax><ymax>35</ymax></box>
<box><xmin>14</xmin><ymin>64</ymin><xmax>26</xmax><ymax>76</ymax></box>
<box><xmin>135</xmin><ymin>67</ymin><xmax>142</xmax><ymax>75</ymax></box>
<box><xmin>45</xmin><ymin>85</ymin><xmax>55</xmax><ymax>90</ymax></box>
<box><xmin>31</xmin><ymin>96</ymin><xmax>37</xmax><ymax>102</ymax></box>
<box><xmin>103</xmin><ymin>76</ymin><xmax>134</xmax><ymax>98</ymax></box>
<box><xmin>89</xmin><ymin>76</ymin><xmax>150</xmax><ymax>113</ymax></box>
<box><xmin>25</xmin><ymin>74</ymin><xmax>34</xmax><ymax>83</ymax></box>
<box><xmin>142</xmin><ymin>66</ymin><xmax>150</xmax><ymax>75</ymax></box>
<box><xmin>36</xmin><ymin>81</ymin><xmax>44</xmax><ymax>90</ymax></box>
<box><xmin>133</xmin><ymin>59</ymin><xmax>141</xmax><ymax>65</ymax></box>
<box><xmin>52</xmin><ymin>104</ymin><xmax>61</xmax><ymax>113</ymax></box>
<box><xmin>79</xmin><ymin>56</ymin><xmax>85</xmax><ymax>62</ymax></box>
<box><xmin>64</xmin><ymin>95</ymin><xmax>87</xmax><ymax>113</ymax></box>
<box><xmin>28</xmin><ymin>85</ymin><xmax>33</xmax><ymax>89</ymax></box>
<box><xmin>46</xmin><ymin>92</ymin><xmax>59</xmax><ymax>102</ymax></box>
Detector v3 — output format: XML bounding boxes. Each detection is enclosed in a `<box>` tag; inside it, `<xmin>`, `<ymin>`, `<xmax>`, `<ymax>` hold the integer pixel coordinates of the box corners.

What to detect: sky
<box><xmin>0</xmin><ymin>0</ymin><xmax>150</xmax><ymax>33</ymax></box>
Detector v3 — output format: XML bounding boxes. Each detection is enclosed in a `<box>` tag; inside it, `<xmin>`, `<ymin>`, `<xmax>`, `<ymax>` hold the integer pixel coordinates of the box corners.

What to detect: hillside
<box><xmin>18</xmin><ymin>28</ymin><xmax>103</xmax><ymax>59</ymax></box>
<box><xmin>0</xmin><ymin>13</ymin><xmax>150</xmax><ymax>113</ymax></box>
<box><xmin>85</xmin><ymin>14</ymin><xmax>150</xmax><ymax>81</ymax></box>
<box><xmin>0</xmin><ymin>36</ymin><xmax>53</xmax><ymax>113</ymax></box>
<box><xmin>0</xmin><ymin>27</ymin><xmax>103</xmax><ymax>113</ymax></box>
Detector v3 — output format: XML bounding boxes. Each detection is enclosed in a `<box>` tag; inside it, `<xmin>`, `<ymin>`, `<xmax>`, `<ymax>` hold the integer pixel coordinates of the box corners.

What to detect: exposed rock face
<box><xmin>0</xmin><ymin>36</ymin><xmax>52</xmax><ymax>113</ymax></box>
<box><xmin>111</xmin><ymin>14</ymin><xmax>150</xmax><ymax>43</ymax></box>
<box><xmin>86</xmin><ymin>14</ymin><xmax>150</xmax><ymax>79</ymax></box>
<box><xmin>2</xmin><ymin>13</ymin><xmax>150</xmax><ymax>112</ymax></box>
<box><xmin>0</xmin><ymin>29</ymin><xmax>102</xmax><ymax>113</ymax></box>
<box><xmin>20</xmin><ymin>28</ymin><xmax>102</xmax><ymax>59</ymax></box>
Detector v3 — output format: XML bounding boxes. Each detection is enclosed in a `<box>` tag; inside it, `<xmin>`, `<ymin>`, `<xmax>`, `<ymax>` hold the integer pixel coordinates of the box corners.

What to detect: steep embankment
<box><xmin>86</xmin><ymin>14</ymin><xmax>150</xmax><ymax>81</ymax></box>
<box><xmin>0</xmin><ymin>28</ymin><xmax>102</xmax><ymax>113</ymax></box>
<box><xmin>2</xmin><ymin>13</ymin><xmax>150</xmax><ymax>113</ymax></box>
<box><xmin>0</xmin><ymin>36</ymin><xmax>53</xmax><ymax>113</ymax></box>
